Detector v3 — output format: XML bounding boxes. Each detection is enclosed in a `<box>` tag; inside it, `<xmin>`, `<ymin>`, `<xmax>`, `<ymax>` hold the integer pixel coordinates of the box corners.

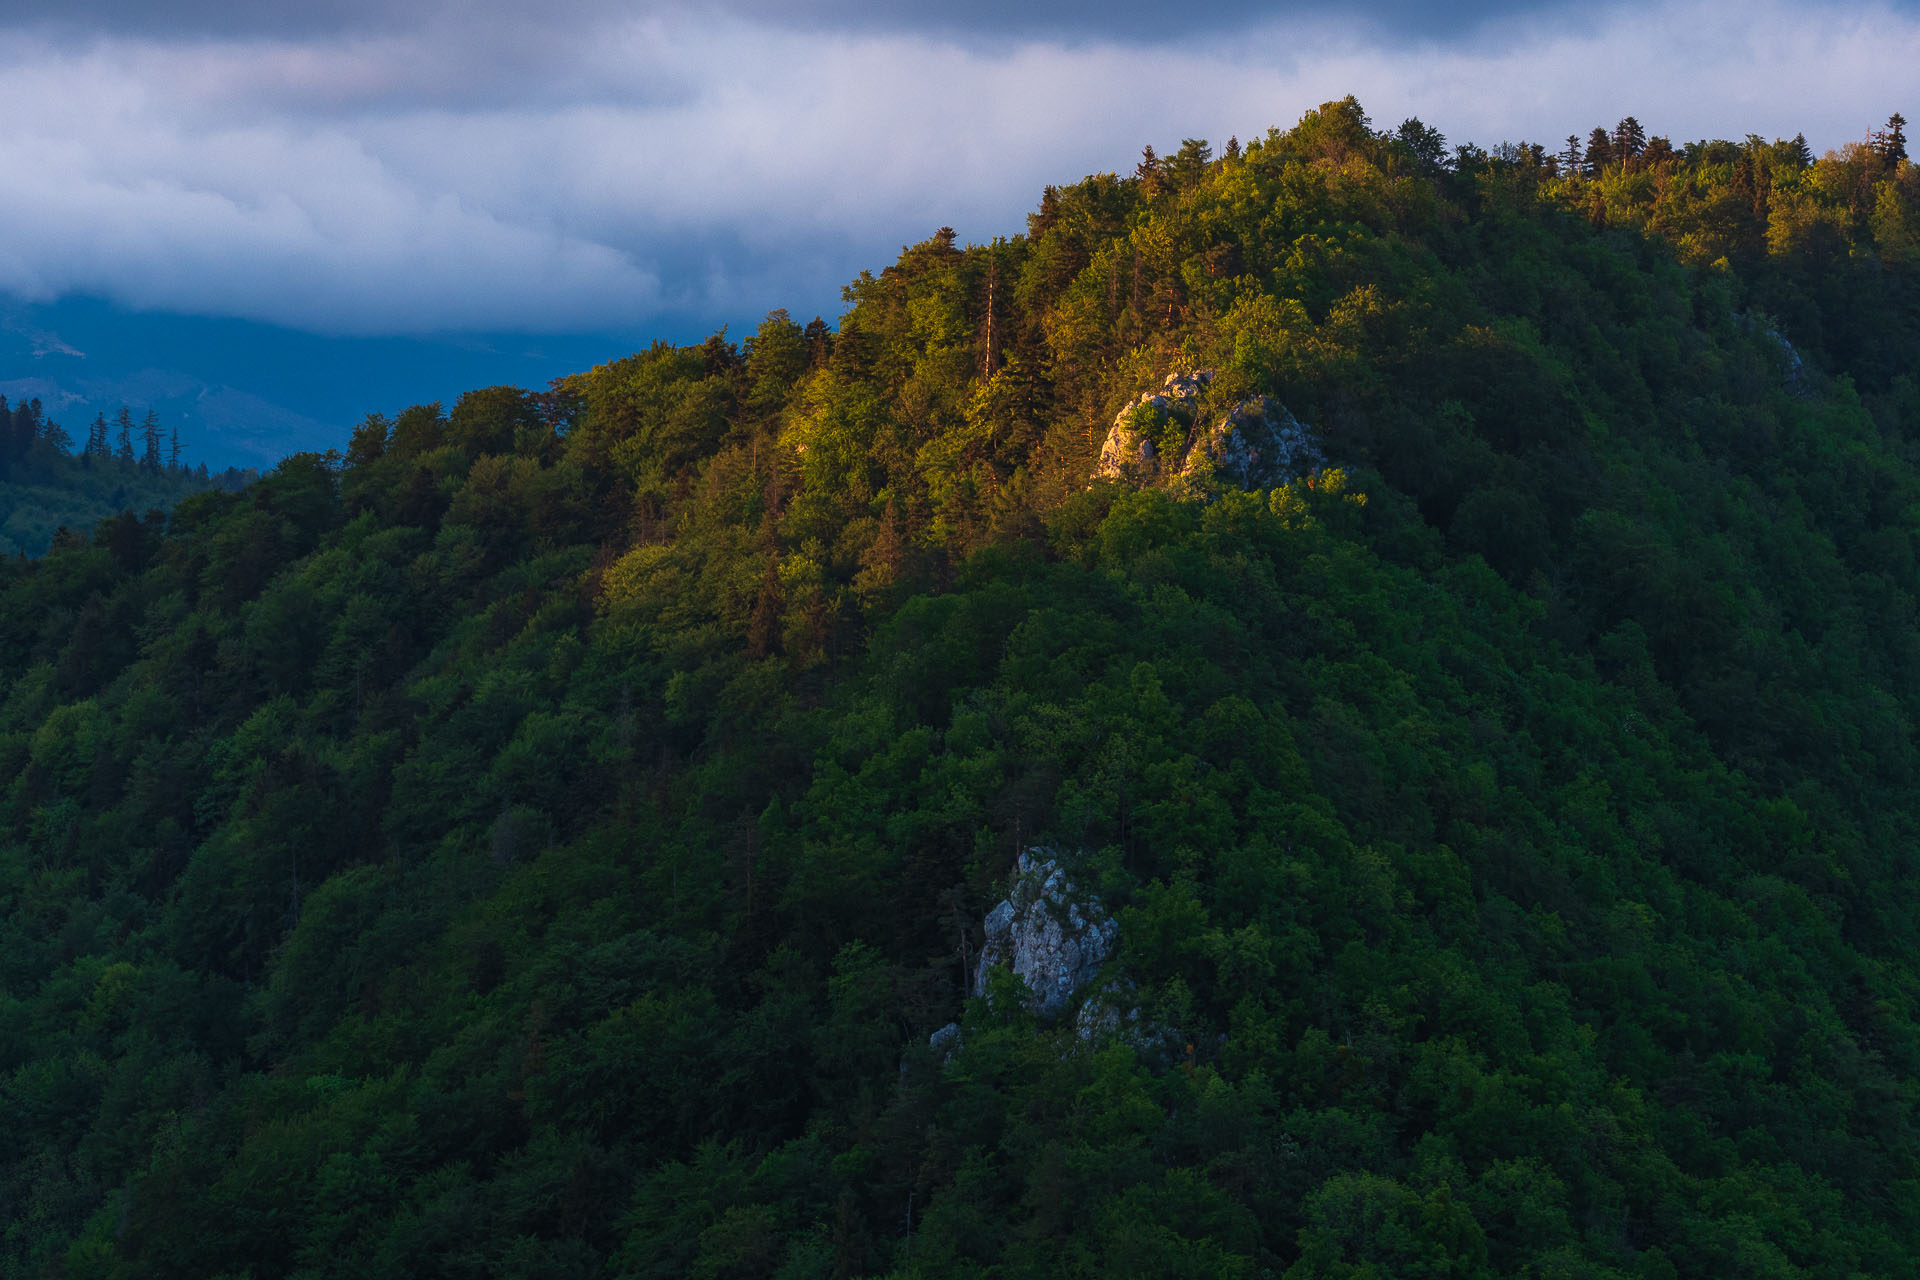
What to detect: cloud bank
<box><xmin>0</xmin><ymin>0</ymin><xmax>1911</xmax><ymax>336</ymax></box>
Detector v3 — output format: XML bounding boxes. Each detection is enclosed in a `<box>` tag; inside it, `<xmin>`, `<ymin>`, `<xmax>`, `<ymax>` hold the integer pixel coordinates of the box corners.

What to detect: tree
<box><xmin>1163</xmin><ymin>139</ymin><xmax>1212</xmax><ymax>191</ymax></box>
<box><xmin>1135</xmin><ymin>144</ymin><xmax>1162</xmax><ymax>197</ymax></box>
<box><xmin>803</xmin><ymin>316</ymin><xmax>833</xmax><ymax>368</ymax></box>
<box><xmin>1872</xmin><ymin>112</ymin><xmax>1908</xmax><ymax>164</ymax></box>
<box><xmin>114</xmin><ymin>406</ymin><xmax>135</xmax><ymax>466</ymax></box>
<box><xmin>1611</xmin><ymin>116</ymin><xmax>1647</xmax><ymax>163</ymax></box>
<box><xmin>1396</xmin><ymin>118</ymin><xmax>1449</xmax><ymax>174</ymax></box>
<box><xmin>1562</xmin><ymin>134</ymin><xmax>1584</xmax><ymax>175</ymax></box>
<box><xmin>80</xmin><ymin>413</ymin><xmax>109</xmax><ymax>469</ymax></box>
<box><xmin>1585</xmin><ymin>127</ymin><xmax>1614</xmax><ymax>175</ymax></box>
<box><xmin>10</xmin><ymin>398</ymin><xmax>44</xmax><ymax>461</ymax></box>
<box><xmin>140</xmin><ymin>409</ymin><xmax>163</xmax><ymax>472</ymax></box>
<box><xmin>980</xmin><ymin>244</ymin><xmax>1002</xmax><ymax>380</ymax></box>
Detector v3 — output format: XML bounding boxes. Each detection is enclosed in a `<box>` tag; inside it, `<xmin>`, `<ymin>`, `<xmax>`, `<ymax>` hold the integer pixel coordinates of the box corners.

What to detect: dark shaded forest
<box><xmin>4</xmin><ymin>99</ymin><xmax>1920</xmax><ymax>1277</ymax></box>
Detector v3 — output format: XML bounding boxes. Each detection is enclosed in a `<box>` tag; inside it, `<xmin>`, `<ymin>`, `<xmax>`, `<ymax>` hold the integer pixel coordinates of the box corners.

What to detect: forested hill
<box><xmin>5</xmin><ymin>98</ymin><xmax>1920</xmax><ymax>1277</ymax></box>
<box><xmin>0</xmin><ymin>401</ymin><xmax>256</xmax><ymax>556</ymax></box>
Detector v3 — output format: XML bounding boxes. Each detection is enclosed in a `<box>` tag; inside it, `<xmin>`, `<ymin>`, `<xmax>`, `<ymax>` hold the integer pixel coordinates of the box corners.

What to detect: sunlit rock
<box><xmin>1093</xmin><ymin>369</ymin><xmax>1322</xmax><ymax>490</ymax></box>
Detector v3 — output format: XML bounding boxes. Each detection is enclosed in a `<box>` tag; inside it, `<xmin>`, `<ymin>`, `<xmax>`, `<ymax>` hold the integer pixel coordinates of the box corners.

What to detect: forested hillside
<box><xmin>0</xmin><ymin>400</ymin><xmax>253</xmax><ymax>557</ymax></box>
<box><xmin>5</xmin><ymin>99</ymin><xmax>1920</xmax><ymax>1277</ymax></box>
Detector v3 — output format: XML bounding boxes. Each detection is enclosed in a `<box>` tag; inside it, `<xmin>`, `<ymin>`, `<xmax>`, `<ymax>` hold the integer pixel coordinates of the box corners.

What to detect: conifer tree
<box><xmin>1873</xmin><ymin>112</ymin><xmax>1908</xmax><ymax>163</ymax></box>
<box><xmin>803</xmin><ymin>316</ymin><xmax>833</xmax><ymax>368</ymax></box>
<box><xmin>140</xmin><ymin>409</ymin><xmax>162</xmax><ymax>472</ymax></box>
<box><xmin>114</xmin><ymin>406</ymin><xmax>135</xmax><ymax>466</ymax></box>
<box><xmin>83</xmin><ymin>413</ymin><xmax>108</xmax><ymax>467</ymax></box>
<box><xmin>1585</xmin><ymin>127</ymin><xmax>1614</xmax><ymax>175</ymax></box>
<box><xmin>1134</xmin><ymin>144</ymin><xmax>1162</xmax><ymax>196</ymax></box>
<box><xmin>1611</xmin><ymin>116</ymin><xmax>1647</xmax><ymax>165</ymax></box>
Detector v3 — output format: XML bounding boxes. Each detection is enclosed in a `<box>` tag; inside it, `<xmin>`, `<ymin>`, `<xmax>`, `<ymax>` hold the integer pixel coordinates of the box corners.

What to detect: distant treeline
<box><xmin>0</xmin><ymin>397</ymin><xmax>256</xmax><ymax>556</ymax></box>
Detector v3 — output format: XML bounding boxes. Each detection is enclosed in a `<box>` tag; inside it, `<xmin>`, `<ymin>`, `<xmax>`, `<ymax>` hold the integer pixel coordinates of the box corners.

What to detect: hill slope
<box><xmin>4</xmin><ymin>100</ymin><xmax>1920</xmax><ymax>1277</ymax></box>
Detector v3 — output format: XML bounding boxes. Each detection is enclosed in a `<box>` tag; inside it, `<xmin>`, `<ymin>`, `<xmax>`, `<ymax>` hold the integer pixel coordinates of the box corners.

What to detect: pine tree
<box><xmin>1563</xmin><ymin>134</ymin><xmax>1584</xmax><ymax>175</ymax></box>
<box><xmin>168</xmin><ymin>423</ymin><xmax>182</xmax><ymax>472</ymax></box>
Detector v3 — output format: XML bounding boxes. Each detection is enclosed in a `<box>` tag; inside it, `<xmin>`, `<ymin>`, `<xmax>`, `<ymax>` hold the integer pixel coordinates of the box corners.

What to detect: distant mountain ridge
<box><xmin>0</xmin><ymin>297</ymin><xmax>664</xmax><ymax>469</ymax></box>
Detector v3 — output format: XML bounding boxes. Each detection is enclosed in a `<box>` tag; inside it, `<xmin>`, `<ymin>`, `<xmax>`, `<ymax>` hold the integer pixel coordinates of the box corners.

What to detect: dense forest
<box><xmin>0</xmin><ymin>400</ymin><xmax>254</xmax><ymax>557</ymax></box>
<box><xmin>3</xmin><ymin>98</ymin><xmax>1920</xmax><ymax>1277</ymax></box>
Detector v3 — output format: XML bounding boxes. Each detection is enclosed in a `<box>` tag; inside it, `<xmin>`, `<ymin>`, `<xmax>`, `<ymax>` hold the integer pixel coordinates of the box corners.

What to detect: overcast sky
<box><xmin>0</xmin><ymin>0</ymin><xmax>1914</xmax><ymax>338</ymax></box>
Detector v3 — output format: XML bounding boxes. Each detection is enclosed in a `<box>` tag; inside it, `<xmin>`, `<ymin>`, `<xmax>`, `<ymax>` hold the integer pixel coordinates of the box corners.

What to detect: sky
<box><xmin>0</xmin><ymin>0</ymin><xmax>1914</xmax><ymax>464</ymax></box>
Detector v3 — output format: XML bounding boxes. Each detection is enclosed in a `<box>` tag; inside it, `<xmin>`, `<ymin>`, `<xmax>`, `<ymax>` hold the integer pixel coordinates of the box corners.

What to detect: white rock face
<box><xmin>1093</xmin><ymin>369</ymin><xmax>1322</xmax><ymax>490</ymax></box>
<box><xmin>974</xmin><ymin>849</ymin><xmax>1117</xmax><ymax>1020</ymax></box>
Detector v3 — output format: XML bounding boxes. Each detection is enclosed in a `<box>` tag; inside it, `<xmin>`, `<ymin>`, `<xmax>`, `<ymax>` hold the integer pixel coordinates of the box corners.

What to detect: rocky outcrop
<box><xmin>973</xmin><ymin>848</ymin><xmax>1117</xmax><ymax>1020</ymax></box>
<box><xmin>1095</xmin><ymin>371</ymin><xmax>1210</xmax><ymax>480</ymax></box>
<box><xmin>1181</xmin><ymin>397</ymin><xmax>1324</xmax><ymax>489</ymax></box>
<box><xmin>1094</xmin><ymin>369</ymin><xmax>1323</xmax><ymax>491</ymax></box>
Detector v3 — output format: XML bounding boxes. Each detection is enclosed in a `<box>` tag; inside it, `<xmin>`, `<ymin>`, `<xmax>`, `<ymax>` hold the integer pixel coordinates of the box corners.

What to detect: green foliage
<box><xmin>3</xmin><ymin>99</ymin><xmax>1920</xmax><ymax>1278</ymax></box>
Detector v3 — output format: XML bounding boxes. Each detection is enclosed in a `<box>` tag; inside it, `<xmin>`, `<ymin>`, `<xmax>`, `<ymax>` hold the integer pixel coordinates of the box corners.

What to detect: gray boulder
<box><xmin>975</xmin><ymin>849</ymin><xmax>1117</xmax><ymax>1020</ymax></box>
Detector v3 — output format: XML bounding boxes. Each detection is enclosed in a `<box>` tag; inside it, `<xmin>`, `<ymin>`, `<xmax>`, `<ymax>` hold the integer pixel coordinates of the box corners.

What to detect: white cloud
<box><xmin>0</xmin><ymin>1</ymin><xmax>1910</xmax><ymax>336</ymax></box>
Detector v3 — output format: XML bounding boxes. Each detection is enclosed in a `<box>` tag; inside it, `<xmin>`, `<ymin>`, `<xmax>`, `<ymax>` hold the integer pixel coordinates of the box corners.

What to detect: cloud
<box><xmin>2</xmin><ymin>0</ymin><xmax>1587</xmax><ymax>45</ymax></box>
<box><xmin>0</xmin><ymin>1</ymin><xmax>1911</xmax><ymax>337</ymax></box>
